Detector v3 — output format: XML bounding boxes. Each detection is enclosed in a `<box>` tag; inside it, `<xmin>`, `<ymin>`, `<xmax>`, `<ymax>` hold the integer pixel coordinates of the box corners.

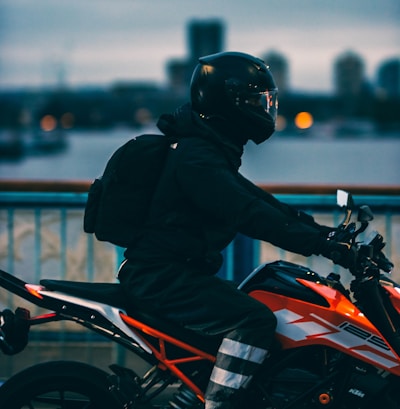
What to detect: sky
<box><xmin>0</xmin><ymin>0</ymin><xmax>399</xmax><ymax>92</ymax></box>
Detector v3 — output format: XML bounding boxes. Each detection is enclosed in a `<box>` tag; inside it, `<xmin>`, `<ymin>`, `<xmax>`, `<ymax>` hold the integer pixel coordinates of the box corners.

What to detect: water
<box><xmin>241</xmin><ymin>134</ymin><xmax>400</xmax><ymax>186</ymax></box>
<box><xmin>0</xmin><ymin>128</ymin><xmax>399</xmax><ymax>186</ymax></box>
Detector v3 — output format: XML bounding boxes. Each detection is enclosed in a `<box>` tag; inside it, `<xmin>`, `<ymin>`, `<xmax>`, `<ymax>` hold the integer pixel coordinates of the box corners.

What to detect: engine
<box><xmin>264</xmin><ymin>358</ymin><xmax>390</xmax><ymax>409</ymax></box>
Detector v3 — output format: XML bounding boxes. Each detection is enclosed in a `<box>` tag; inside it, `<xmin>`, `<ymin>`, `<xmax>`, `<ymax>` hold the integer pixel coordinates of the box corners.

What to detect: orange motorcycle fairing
<box><xmin>250</xmin><ymin>278</ymin><xmax>400</xmax><ymax>376</ymax></box>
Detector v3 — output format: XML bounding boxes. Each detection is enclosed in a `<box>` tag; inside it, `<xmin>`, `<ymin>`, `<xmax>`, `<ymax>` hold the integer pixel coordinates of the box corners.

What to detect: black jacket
<box><xmin>124</xmin><ymin>104</ymin><xmax>328</xmax><ymax>273</ymax></box>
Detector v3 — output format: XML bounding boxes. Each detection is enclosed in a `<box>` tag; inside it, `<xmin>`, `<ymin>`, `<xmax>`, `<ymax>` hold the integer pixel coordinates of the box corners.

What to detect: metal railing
<box><xmin>0</xmin><ymin>181</ymin><xmax>399</xmax><ymax>379</ymax></box>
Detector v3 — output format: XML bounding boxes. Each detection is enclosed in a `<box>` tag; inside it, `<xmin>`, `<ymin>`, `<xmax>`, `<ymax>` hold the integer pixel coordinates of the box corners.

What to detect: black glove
<box><xmin>318</xmin><ymin>230</ymin><xmax>357</xmax><ymax>269</ymax></box>
<box><xmin>318</xmin><ymin>235</ymin><xmax>357</xmax><ymax>269</ymax></box>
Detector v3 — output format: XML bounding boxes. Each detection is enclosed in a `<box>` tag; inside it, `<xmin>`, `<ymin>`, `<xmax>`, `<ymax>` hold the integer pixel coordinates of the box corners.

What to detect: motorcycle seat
<box><xmin>40</xmin><ymin>279</ymin><xmax>220</xmax><ymax>354</ymax></box>
<box><xmin>40</xmin><ymin>279</ymin><xmax>127</xmax><ymax>308</ymax></box>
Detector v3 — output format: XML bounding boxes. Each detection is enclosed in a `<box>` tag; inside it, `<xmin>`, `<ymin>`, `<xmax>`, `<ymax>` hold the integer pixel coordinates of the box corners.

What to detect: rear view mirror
<box><xmin>337</xmin><ymin>190</ymin><xmax>355</xmax><ymax>228</ymax></box>
<box><xmin>337</xmin><ymin>190</ymin><xmax>354</xmax><ymax>209</ymax></box>
<box><xmin>337</xmin><ymin>190</ymin><xmax>348</xmax><ymax>207</ymax></box>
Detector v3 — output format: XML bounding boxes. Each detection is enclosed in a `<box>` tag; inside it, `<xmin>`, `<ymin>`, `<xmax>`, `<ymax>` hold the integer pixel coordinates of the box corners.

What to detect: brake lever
<box><xmin>334</xmin><ymin>222</ymin><xmax>357</xmax><ymax>245</ymax></box>
<box><xmin>353</xmin><ymin>221</ymin><xmax>368</xmax><ymax>236</ymax></box>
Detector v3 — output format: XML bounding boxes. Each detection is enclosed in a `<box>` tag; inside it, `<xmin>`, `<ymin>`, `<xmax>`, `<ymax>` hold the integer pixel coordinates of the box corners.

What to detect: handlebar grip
<box><xmin>375</xmin><ymin>251</ymin><xmax>394</xmax><ymax>273</ymax></box>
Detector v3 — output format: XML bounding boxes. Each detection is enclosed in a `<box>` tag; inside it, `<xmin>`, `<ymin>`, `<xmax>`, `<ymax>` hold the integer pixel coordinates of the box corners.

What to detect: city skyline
<box><xmin>0</xmin><ymin>0</ymin><xmax>399</xmax><ymax>92</ymax></box>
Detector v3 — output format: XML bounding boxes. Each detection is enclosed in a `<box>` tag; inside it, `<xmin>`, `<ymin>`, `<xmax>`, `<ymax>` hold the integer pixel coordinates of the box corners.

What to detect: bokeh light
<box><xmin>294</xmin><ymin>112</ymin><xmax>314</xmax><ymax>129</ymax></box>
<box><xmin>40</xmin><ymin>115</ymin><xmax>57</xmax><ymax>131</ymax></box>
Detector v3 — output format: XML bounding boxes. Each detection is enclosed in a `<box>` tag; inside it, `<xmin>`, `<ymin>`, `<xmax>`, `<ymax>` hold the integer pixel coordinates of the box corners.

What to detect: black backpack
<box><xmin>83</xmin><ymin>133</ymin><xmax>177</xmax><ymax>248</ymax></box>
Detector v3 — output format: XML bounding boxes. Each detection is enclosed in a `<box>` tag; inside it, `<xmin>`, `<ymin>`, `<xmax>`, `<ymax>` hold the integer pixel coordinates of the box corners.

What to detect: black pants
<box><xmin>118</xmin><ymin>259</ymin><xmax>277</xmax><ymax>408</ymax></box>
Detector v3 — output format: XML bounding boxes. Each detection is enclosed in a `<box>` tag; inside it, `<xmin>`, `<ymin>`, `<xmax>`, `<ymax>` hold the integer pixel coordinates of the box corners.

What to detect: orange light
<box><xmin>40</xmin><ymin>115</ymin><xmax>57</xmax><ymax>132</ymax></box>
<box><xmin>294</xmin><ymin>112</ymin><xmax>313</xmax><ymax>130</ymax></box>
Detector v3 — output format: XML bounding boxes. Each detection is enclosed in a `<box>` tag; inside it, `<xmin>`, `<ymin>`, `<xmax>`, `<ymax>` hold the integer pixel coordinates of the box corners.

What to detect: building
<box><xmin>188</xmin><ymin>19</ymin><xmax>224</xmax><ymax>65</ymax></box>
<box><xmin>377</xmin><ymin>58</ymin><xmax>400</xmax><ymax>97</ymax></box>
<box><xmin>375</xmin><ymin>58</ymin><xmax>400</xmax><ymax>130</ymax></box>
<box><xmin>262</xmin><ymin>51</ymin><xmax>290</xmax><ymax>95</ymax></box>
<box><xmin>166</xmin><ymin>59</ymin><xmax>192</xmax><ymax>96</ymax></box>
<box><xmin>334</xmin><ymin>51</ymin><xmax>365</xmax><ymax>97</ymax></box>
<box><xmin>333</xmin><ymin>51</ymin><xmax>373</xmax><ymax>118</ymax></box>
<box><xmin>166</xmin><ymin>18</ymin><xmax>225</xmax><ymax>94</ymax></box>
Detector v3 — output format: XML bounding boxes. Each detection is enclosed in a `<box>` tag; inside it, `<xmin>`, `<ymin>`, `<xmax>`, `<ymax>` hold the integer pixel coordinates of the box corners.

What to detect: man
<box><xmin>118</xmin><ymin>51</ymin><xmax>353</xmax><ymax>409</ymax></box>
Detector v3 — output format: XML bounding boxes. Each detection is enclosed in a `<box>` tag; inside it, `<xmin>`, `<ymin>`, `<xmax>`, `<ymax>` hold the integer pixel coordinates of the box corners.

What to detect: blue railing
<box><xmin>0</xmin><ymin>183</ymin><xmax>399</xmax><ymax>379</ymax></box>
<box><xmin>1</xmin><ymin>189</ymin><xmax>398</xmax><ymax>281</ymax></box>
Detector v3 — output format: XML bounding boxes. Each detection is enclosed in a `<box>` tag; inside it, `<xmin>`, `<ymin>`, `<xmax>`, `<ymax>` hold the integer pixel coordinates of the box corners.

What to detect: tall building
<box><xmin>262</xmin><ymin>51</ymin><xmax>289</xmax><ymax>94</ymax></box>
<box><xmin>377</xmin><ymin>58</ymin><xmax>400</xmax><ymax>97</ymax></box>
<box><xmin>333</xmin><ymin>51</ymin><xmax>370</xmax><ymax>117</ymax></box>
<box><xmin>375</xmin><ymin>58</ymin><xmax>400</xmax><ymax>130</ymax></box>
<box><xmin>333</xmin><ymin>51</ymin><xmax>365</xmax><ymax>97</ymax></box>
<box><xmin>188</xmin><ymin>19</ymin><xmax>225</xmax><ymax>64</ymax></box>
<box><xmin>167</xmin><ymin>18</ymin><xmax>225</xmax><ymax>94</ymax></box>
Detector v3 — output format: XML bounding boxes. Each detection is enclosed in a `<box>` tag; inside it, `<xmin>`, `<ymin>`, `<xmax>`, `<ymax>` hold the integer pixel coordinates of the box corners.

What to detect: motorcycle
<box><xmin>0</xmin><ymin>190</ymin><xmax>398</xmax><ymax>408</ymax></box>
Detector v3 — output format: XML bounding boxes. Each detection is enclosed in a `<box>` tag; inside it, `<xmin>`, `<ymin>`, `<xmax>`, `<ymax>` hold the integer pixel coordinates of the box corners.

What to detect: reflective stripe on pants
<box><xmin>205</xmin><ymin>335</ymin><xmax>270</xmax><ymax>409</ymax></box>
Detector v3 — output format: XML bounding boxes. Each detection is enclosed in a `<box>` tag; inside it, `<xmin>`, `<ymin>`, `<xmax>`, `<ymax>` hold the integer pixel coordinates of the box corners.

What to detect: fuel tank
<box><xmin>239</xmin><ymin>260</ymin><xmax>330</xmax><ymax>307</ymax></box>
<box><xmin>239</xmin><ymin>261</ymin><xmax>400</xmax><ymax>374</ymax></box>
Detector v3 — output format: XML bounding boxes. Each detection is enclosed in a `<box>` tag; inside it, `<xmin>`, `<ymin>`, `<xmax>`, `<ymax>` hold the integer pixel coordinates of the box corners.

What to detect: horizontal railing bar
<box><xmin>0</xmin><ymin>192</ymin><xmax>88</xmax><ymax>207</ymax></box>
<box><xmin>276</xmin><ymin>194</ymin><xmax>400</xmax><ymax>210</ymax></box>
<box><xmin>0</xmin><ymin>180</ymin><xmax>91</xmax><ymax>193</ymax></box>
<box><xmin>1</xmin><ymin>191</ymin><xmax>399</xmax><ymax>211</ymax></box>
<box><xmin>259</xmin><ymin>184</ymin><xmax>400</xmax><ymax>196</ymax></box>
<box><xmin>1</xmin><ymin>193</ymin><xmax>399</xmax><ymax>212</ymax></box>
<box><xmin>1</xmin><ymin>180</ymin><xmax>400</xmax><ymax>195</ymax></box>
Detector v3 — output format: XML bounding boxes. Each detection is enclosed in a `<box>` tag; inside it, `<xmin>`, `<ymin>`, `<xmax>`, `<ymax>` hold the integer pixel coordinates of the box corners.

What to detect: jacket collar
<box><xmin>157</xmin><ymin>103</ymin><xmax>244</xmax><ymax>170</ymax></box>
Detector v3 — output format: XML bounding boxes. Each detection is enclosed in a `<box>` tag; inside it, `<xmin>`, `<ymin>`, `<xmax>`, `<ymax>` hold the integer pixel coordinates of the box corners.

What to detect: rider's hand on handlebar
<box><xmin>320</xmin><ymin>240</ymin><xmax>357</xmax><ymax>269</ymax></box>
<box><xmin>318</xmin><ymin>228</ymin><xmax>357</xmax><ymax>270</ymax></box>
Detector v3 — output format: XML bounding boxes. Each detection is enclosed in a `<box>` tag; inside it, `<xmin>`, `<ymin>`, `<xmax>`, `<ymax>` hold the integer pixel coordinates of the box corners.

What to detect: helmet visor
<box><xmin>260</xmin><ymin>89</ymin><xmax>278</xmax><ymax>121</ymax></box>
<box><xmin>246</xmin><ymin>89</ymin><xmax>278</xmax><ymax>121</ymax></box>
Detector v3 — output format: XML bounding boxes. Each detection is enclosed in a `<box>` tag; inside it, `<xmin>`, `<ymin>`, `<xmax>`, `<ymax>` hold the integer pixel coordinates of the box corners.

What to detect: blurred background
<box><xmin>0</xmin><ymin>0</ymin><xmax>399</xmax><ymax>184</ymax></box>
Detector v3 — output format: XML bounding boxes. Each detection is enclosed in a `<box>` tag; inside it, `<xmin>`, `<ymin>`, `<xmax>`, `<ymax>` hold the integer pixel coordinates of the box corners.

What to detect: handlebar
<box><xmin>334</xmin><ymin>190</ymin><xmax>394</xmax><ymax>276</ymax></box>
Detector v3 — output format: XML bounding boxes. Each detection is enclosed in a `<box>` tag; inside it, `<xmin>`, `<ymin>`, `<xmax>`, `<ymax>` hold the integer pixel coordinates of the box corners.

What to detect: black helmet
<box><xmin>190</xmin><ymin>51</ymin><xmax>278</xmax><ymax>144</ymax></box>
